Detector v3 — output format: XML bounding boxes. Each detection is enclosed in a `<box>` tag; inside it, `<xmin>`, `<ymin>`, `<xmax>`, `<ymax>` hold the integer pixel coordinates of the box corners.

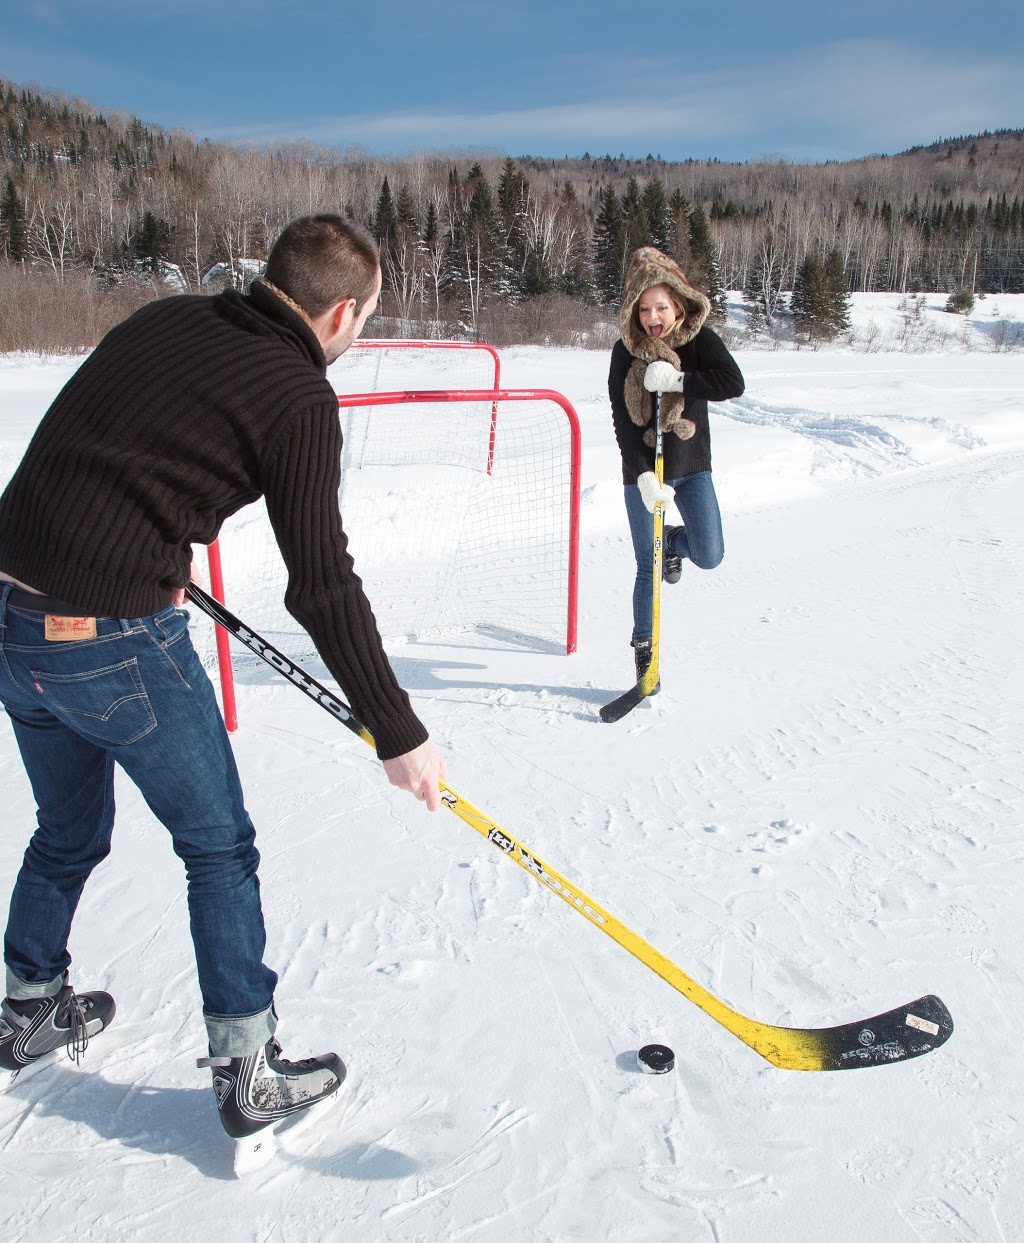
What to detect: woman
<box><xmin>608</xmin><ymin>246</ymin><xmax>745</xmax><ymax>688</ymax></box>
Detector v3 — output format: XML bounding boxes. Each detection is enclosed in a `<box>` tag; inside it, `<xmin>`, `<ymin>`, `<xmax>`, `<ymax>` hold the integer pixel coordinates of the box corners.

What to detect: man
<box><xmin>0</xmin><ymin>216</ymin><xmax>445</xmax><ymax>1161</ymax></box>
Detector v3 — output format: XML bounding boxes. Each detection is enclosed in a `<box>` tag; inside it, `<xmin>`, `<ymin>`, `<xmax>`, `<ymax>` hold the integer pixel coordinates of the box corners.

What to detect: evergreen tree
<box><xmin>446</xmin><ymin>166</ymin><xmax>463</xmax><ymax>213</ymax></box>
<box><xmin>640</xmin><ymin>180</ymin><xmax>670</xmax><ymax>252</ymax></box>
<box><xmin>372</xmin><ymin>177</ymin><xmax>398</xmax><ymax>248</ymax></box>
<box><xmin>424</xmin><ymin>201</ymin><xmax>439</xmax><ymax>246</ymax></box>
<box><xmin>791</xmin><ymin>250</ymin><xmax>828</xmax><ymax>339</ymax></box>
<box><xmin>134</xmin><ymin>210</ymin><xmax>172</xmax><ymax>269</ymax></box>
<box><xmin>0</xmin><ymin>178</ymin><xmax>27</xmax><ymax>262</ymax></box>
<box><xmin>449</xmin><ymin>168</ymin><xmax>507</xmax><ymax>328</ymax></box>
<box><xmin>667</xmin><ymin>188</ymin><xmax>692</xmax><ymax>264</ymax></box>
<box><xmin>593</xmin><ymin>184</ymin><xmax>627</xmax><ymax>303</ymax></box>
<box><xmin>687</xmin><ymin>203</ymin><xmax>725</xmax><ymax>317</ymax></box>
<box><xmin>523</xmin><ymin>243</ymin><xmax>554</xmax><ymax>297</ymax></box>
<box><xmin>792</xmin><ymin>248</ymin><xmax>851</xmax><ymax>340</ymax></box>
<box><xmin>823</xmin><ymin>248</ymin><xmax>851</xmax><ymax>336</ymax></box>
<box><xmin>395</xmin><ymin>185</ymin><xmax>418</xmax><ymax>234</ymax></box>
<box><xmin>497</xmin><ymin>157</ymin><xmax>530</xmax><ymax>298</ymax></box>
<box><xmin>620</xmin><ymin>176</ymin><xmax>651</xmax><ymax>254</ymax></box>
<box><xmin>466</xmin><ymin>174</ymin><xmax>505</xmax><ymax>275</ymax></box>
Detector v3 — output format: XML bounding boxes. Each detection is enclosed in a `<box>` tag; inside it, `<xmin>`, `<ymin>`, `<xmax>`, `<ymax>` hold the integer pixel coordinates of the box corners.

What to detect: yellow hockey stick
<box><xmin>187</xmin><ymin>583</ymin><xmax>953</xmax><ymax>1072</ymax></box>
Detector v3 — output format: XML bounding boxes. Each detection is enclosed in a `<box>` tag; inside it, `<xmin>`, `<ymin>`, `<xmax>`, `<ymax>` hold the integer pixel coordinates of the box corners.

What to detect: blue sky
<box><xmin>5</xmin><ymin>0</ymin><xmax>1022</xmax><ymax>162</ymax></box>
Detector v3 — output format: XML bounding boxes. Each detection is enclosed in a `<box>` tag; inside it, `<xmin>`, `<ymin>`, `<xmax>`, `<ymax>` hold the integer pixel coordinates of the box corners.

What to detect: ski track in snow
<box><xmin>1</xmin><ymin>333</ymin><xmax>1023</xmax><ymax>1241</ymax></box>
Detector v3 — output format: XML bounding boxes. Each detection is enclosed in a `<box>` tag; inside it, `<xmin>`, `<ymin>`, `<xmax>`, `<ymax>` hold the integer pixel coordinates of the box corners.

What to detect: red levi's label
<box><xmin>44</xmin><ymin>615</ymin><xmax>97</xmax><ymax>641</ymax></box>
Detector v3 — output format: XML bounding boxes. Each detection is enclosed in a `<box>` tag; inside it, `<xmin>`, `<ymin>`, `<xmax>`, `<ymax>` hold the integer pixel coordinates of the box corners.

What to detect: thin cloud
<box><xmin>200</xmin><ymin>38</ymin><xmax>1021</xmax><ymax>160</ymax></box>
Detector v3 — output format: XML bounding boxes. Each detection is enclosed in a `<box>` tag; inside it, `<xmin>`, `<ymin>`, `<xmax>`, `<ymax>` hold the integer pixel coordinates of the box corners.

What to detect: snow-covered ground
<box><xmin>1</xmin><ymin>300</ymin><xmax>1023</xmax><ymax>1241</ymax></box>
<box><xmin>721</xmin><ymin>290</ymin><xmax>1024</xmax><ymax>358</ymax></box>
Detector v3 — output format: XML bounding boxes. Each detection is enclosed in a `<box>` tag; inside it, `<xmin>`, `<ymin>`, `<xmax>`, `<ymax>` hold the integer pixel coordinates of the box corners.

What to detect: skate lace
<box><xmin>64</xmin><ymin>992</ymin><xmax>90</xmax><ymax>1065</ymax></box>
<box><xmin>266</xmin><ymin>1040</ymin><xmax>320</xmax><ymax>1073</ymax></box>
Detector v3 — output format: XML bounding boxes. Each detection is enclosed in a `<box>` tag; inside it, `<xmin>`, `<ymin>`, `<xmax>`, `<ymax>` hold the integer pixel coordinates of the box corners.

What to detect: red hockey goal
<box><xmin>197</xmin><ymin>349</ymin><xmax>580</xmax><ymax>731</ymax></box>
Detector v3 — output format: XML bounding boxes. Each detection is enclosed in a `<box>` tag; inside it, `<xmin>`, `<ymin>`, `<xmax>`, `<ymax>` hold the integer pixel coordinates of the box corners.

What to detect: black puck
<box><xmin>637</xmin><ymin>1044</ymin><xmax>675</xmax><ymax>1074</ymax></box>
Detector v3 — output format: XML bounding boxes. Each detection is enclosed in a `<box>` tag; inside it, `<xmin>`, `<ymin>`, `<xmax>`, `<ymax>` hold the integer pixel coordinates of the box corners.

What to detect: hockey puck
<box><xmin>637</xmin><ymin>1044</ymin><xmax>675</xmax><ymax>1074</ymax></box>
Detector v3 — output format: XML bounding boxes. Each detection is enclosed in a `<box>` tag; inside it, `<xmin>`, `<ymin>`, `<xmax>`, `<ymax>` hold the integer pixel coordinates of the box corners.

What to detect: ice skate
<box><xmin>0</xmin><ymin>975</ymin><xmax>115</xmax><ymax>1091</ymax></box>
<box><xmin>198</xmin><ymin>1037</ymin><xmax>346</xmax><ymax>1175</ymax></box>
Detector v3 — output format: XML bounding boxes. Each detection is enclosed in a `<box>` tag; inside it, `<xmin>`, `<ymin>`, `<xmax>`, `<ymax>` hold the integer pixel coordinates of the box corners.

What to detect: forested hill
<box><xmin>1</xmin><ymin>76</ymin><xmax>1022</xmax><ymax>342</ymax></box>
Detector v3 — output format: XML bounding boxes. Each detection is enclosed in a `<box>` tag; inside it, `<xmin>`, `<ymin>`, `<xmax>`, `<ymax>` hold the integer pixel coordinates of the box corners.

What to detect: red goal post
<box><xmin>202</xmin><ymin>378</ymin><xmax>580</xmax><ymax>732</ymax></box>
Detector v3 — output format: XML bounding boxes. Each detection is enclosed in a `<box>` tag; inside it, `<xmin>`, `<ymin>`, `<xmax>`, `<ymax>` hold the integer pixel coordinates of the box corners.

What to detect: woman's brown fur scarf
<box><xmin>618</xmin><ymin>247</ymin><xmax>712</xmax><ymax>447</ymax></box>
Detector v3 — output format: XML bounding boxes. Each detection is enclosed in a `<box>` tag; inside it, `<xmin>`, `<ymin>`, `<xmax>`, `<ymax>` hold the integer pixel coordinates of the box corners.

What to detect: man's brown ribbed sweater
<box><xmin>0</xmin><ymin>281</ymin><xmax>427</xmax><ymax>760</ymax></box>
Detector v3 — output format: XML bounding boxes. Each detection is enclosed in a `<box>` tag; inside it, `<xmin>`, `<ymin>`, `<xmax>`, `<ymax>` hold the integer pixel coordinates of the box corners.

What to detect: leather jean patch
<box><xmin>44</xmin><ymin>615</ymin><xmax>98</xmax><ymax>641</ymax></box>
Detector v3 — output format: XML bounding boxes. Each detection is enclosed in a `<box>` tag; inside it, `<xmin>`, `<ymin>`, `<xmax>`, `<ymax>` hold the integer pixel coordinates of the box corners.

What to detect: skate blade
<box><xmin>233</xmin><ymin>1127</ymin><xmax>278</xmax><ymax>1176</ymax></box>
<box><xmin>0</xmin><ymin>1054</ymin><xmax>55</xmax><ymax>1093</ymax></box>
<box><xmin>232</xmin><ymin>1086</ymin><xmax>342</xmax><ymax>1176</ymax></box>
<box><xmin>0</xmin><ymin>1067</ymin><xmax>22</xmax><ymax>1093</ymax></box>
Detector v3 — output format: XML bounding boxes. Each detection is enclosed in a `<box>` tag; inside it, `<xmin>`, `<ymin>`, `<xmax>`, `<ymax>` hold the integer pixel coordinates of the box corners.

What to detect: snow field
<box><xmin>1</xmin><ymin>303</ymin><xmax>1023</xmax><ymax>1241</ymax></box>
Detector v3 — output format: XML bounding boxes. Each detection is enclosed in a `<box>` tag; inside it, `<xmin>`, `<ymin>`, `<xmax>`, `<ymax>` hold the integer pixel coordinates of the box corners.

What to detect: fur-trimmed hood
<box><xmin>619</xmin><ymin>247</ymin><xmax>711</xmax><ymax>355</ymax></box>
<box><xmin>618</xmin><ymin>247</ymin><xmax>712</xmax><ymax>446</ymax></box>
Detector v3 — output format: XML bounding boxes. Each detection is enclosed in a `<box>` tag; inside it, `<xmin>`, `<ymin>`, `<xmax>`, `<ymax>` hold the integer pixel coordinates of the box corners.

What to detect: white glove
<box><xmin>637</xmin><ymin>471</ymin><xmax>675</xmax><ymax>513</ymax></box>
<box><xmin>644</xmin><ymin>361</ymin><xmax>684</xmax><ymax>393</ymax></box>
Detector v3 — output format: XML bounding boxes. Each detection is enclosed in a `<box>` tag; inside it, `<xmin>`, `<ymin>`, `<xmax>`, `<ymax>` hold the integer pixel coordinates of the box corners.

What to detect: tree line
<box><xmin>1</xmin><ymin>77</ymin><xmax>1022</xmax><ymax>350</ymax></box>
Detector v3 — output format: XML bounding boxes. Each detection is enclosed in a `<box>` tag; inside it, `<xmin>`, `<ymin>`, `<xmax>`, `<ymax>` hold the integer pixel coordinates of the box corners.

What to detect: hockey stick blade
<box><xmin>599</xmin><ymin>676</ymin><xmax>657</xmax><ymax>723</ymax></box>
<box><xmin>794</xmin><ymin>993</ymin><xmax>953</xmax><ymax>1071</ymax></box>
<box><xmin>186</xmin><ymin>584</ymin><xmax>953</xmax><ymax>1072</ymax></box>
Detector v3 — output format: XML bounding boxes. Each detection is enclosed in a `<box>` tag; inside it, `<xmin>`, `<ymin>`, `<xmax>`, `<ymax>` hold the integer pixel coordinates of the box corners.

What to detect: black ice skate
<box><xmin>0</xmin><ymin>975</ymin><xmax>116</xmax><ymax>1090</ymax></box>
<box><xmin>198</xmin><ymin>1037</ymin><xmax>346</xmax><ymax>1174</ymax></box>
<box><xmin>632</xmin><ymin>637</ymin><xmax>660</xmax><ymax>696</ymax></box>
<box><xmin>663</xmin><ymin>526</ymin><xmax>683</xmax><ymax>583</ymax></box>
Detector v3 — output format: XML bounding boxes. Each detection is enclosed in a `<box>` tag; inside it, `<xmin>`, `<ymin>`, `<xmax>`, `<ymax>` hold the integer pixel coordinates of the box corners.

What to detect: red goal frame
<box><xmin>205</xmin><ymin>381</ymin><xmax>580</xmax><ymax>733</ymax></box>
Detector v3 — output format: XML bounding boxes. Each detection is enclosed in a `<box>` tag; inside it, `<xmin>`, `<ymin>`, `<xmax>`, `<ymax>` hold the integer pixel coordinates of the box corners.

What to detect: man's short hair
<box><xmin>264</xmin><ymin>216</ymin><xmax>380</xmax><ymax>318</ymax></box>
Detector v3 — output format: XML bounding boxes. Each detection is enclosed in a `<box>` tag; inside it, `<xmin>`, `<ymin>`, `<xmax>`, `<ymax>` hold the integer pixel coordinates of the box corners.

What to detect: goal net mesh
<box><xmin>190</xmin><ymin>346</ymin><xmax>578</xmax><ymax>671</ymax></box>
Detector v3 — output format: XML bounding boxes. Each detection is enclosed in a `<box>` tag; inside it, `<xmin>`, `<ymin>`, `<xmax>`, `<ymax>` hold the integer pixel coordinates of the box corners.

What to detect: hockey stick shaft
<box><xmin>649</xmin><ymin>394</ymin><xmax>664</xmax><ymax>691</ymax></box>
<box><xmin>599</xmin><ymin>395</ymin><xmax>663</xmax><ymax>722</ymax></box>
<box><xmin>186</xmin><ymin>583</ymin><xmax>952</xmax><ymax>1071</ymax></box>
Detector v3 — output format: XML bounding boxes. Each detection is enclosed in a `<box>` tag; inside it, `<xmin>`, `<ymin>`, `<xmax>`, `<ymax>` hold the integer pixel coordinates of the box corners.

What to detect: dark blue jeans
<box><xmin>624</xmin><ymin>471</ymin><xmax>725</xmax><ymax>640</ymax></box>
<box><xmin>0</xmin><ymin>586</ymin><xmax>277</xmax><ymax>1055</ymax></box>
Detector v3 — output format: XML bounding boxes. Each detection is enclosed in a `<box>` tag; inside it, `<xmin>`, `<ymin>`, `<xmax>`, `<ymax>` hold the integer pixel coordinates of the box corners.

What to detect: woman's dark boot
<box><xmin>663</xmin><ymin>526</ymin><xmax>683</xmax><ymax>583</ymax></box>
<box><xmin>631</xmin><ymin>638</ymin><xmax>660</xmax><ymax>695</ymax></box>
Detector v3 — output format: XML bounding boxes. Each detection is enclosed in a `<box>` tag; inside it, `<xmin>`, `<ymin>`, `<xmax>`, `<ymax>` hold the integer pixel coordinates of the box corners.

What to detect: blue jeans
<box><xmin>0</xmin><ymin>586</ymin><xmax>277</xmax><ymax>1056</ymax></box>
<box><xmin>624</xmin><ymin>471</ymin><xmax>724</xmax><ymax>640</ymax></box>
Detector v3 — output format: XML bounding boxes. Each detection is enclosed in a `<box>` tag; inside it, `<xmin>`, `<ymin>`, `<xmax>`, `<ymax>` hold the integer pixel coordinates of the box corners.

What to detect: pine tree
<box><xmin>687</xmin><ymin>203</ymin><xmax>725</xmax><ymax>317</ymax></box>
<box><xmin>523</xmin><ymin>243</ymin><xmax>554</xmax><ymax>296</ymax></box>
<box><xmin>134</xmin><ymin>210</ymin><xmax>172</xmax><ymax>269</ymax></box>
<box><xmin>667</xmin><ymin>188</ymin><xmax>692</xmax><ymax>265</ymax></box>
<box><xmin>372</xmin><ymin>177</ymin><xmax>398</xmax><ymax>248</ymax></box>
<box><xmin>395</xmin><ymin>185</ymin><xmax>418</xmax><ymax>234</ymax></box>
<box><xmin>791</xmin><ymin>248</ymin><xmax>851</xmax><ymax>341</ymax></box>
<box><xmin>823</xmin><ymin>248</ymin><xmax>851</xmax><ymax>336</ymax></box>
<box><xmin>640</xmin><ymin>180</ymin><xmax>670</xmax><ymax>252</ymax></box>
<box><xmin>620</xmin><ymin>176</ymin><xmax>651</xmax><ymax>254</ymax></box>
<box><xmin>1</xmin><ymin>178</ymin><xmax>27</xmax><ymax>262</ymax></box>
<box><xmin>791</xmin><ymin>250</ymin><xmax>828</xmax><ymax>339</ymax></box>
<box><xmin>497</xmin><ymin>157</ymin><xmax>530</xmax><ymax>298</ymax></box>
<box><xmin>424</xmin><ymin>201</ymin><xmax>439</xmax><ymax>246</ymax></box>
<box><xmin>449</xmin><ymin>168</ymin><xmax>507</xmax><ymax>329</ymax></box>
<box><xmin>593</xmin><ymin>184</ymin><xmax>627</xmax><ymax>304</ymax></box>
